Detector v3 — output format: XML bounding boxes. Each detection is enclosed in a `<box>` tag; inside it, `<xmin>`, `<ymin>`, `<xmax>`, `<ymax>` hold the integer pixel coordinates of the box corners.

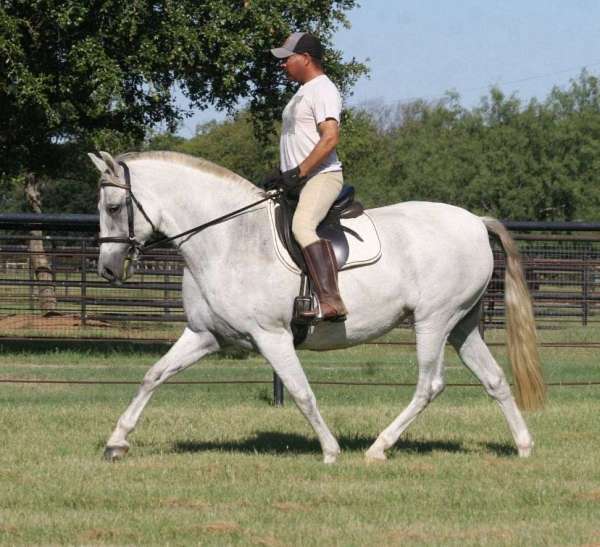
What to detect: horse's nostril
<box><xmin>102</xmin><ymin>267</ymin><xmax>116</xmax><ymax>281</ymax></box>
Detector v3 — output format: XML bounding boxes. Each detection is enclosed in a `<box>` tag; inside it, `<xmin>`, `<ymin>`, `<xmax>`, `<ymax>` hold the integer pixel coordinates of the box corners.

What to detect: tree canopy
<box><xmin>1</xmin><ymin>0</ymin><xmax>366</xmax><ymax>210</ymax></box>
<box><xmin>3</xmin><ymin>2</ymin><xmax>600</xmax><ymax>222</ymax></box>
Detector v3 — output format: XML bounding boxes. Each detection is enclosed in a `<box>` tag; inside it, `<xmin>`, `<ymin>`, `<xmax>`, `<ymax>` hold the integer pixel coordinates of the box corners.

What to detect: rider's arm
<box><xmin>298</xmin><ymin>118</ymin><xmax>339</xmax><ymax>178</ymax></box>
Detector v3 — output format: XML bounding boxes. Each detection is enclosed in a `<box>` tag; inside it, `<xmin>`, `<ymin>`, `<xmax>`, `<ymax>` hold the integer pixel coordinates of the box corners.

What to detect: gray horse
<box><xmin>89</xmin><ymin>150</ymin><xmax>545</xmax><ymax>464</ymax></box>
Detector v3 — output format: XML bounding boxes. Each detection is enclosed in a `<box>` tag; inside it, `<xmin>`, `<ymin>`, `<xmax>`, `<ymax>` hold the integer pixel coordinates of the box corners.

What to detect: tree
<box><xmin>1</xmin><ymin>0</ymin><xmax>367</xmax><ymax>210</ymax></box>
<box><xmin>174</xmin><ymin>112</ymin><xmax>279</xmax><ymax>183</ymax></box>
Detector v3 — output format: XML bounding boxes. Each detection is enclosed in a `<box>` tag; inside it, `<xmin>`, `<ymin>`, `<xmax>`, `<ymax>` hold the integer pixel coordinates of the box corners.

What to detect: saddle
<box><xmin>274</xmin><ymin>185</ymin><xmax>365</xmax><ymax>272</ymax></box>
<box><xmin>273</xmin><ymin>186</ymin><xmax>366</xmax><ymax>346</ymax></box>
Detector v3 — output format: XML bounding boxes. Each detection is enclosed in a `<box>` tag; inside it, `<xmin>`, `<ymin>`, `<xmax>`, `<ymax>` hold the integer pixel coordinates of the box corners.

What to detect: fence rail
<box><xmin>1</xmin><ymin>213</ymin><xmax>599</xmax><ymax>342</ymax></box>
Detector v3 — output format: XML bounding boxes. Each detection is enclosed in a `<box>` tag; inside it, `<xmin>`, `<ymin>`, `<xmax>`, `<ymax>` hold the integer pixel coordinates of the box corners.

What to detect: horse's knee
<box><xmin>141</xmin><ymin>376</ymin><xmax>159</xmax><ymax>391</ymax></box>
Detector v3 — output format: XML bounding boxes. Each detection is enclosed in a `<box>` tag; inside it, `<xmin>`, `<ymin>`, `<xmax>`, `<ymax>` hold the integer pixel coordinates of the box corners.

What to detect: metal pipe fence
<box><xmin>1</xmin><ymin>214</ymin><xmax>599</xmax><ymax>343</ymax></box>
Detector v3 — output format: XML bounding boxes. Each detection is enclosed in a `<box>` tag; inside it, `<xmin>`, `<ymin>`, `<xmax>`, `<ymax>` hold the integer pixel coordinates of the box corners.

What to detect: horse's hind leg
<box><xmin>448</xmin><ymin>305</ymin><xmax>533</xmax><ymax>457</ymax></box>
<box><xmin>104</xmin><ymin>327</ymin><xmax>220</xmax><ymax>461</ymax></box>
<box><xmin>254</xmin><ymin>332</ymin><xmax>340</xmax><ymax>463</ymax></box>
<box><xmin>366</xmin><ymin>325</ymin><xmax>448</xmax><ymax>462</ymax></box>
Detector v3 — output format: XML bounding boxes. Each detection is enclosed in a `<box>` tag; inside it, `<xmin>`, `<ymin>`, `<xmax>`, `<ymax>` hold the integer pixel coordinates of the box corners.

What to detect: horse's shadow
<box><xmin>171</xmin><ymin>432</ymin><xmax>514</xmax><ymax>457</ymax></box>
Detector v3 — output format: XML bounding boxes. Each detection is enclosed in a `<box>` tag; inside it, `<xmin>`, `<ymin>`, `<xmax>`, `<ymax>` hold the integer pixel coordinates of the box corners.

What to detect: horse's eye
<box><xmin>107</xmin><ymin>204</ymin><xmax>121</xmax><ymax>214</ymax></box>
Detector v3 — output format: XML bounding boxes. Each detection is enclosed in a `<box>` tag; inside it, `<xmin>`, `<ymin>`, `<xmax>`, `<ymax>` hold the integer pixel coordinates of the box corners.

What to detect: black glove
<box><xmin>262</xmin><ymin>166</ymin><xmax>305</xmax><ymax>191</ymax></box>
<box><xmin>262</xmin><ymin>167</ymin><xmax>282</xmax><ymax>191</ymax></box>
<box><xmin>279</xmin><ymin>166</ymin><xmax>305</xmax><ymax>190</ymax></box>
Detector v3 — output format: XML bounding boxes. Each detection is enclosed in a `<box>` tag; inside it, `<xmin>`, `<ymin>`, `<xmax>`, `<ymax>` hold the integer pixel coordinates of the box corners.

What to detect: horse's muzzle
<box><xmin>98</xmin><ymin>244</ymin><xmax>129</xmax><ymax>284</ymax></box>
<box><xmin>99</xmin><ymin>265</ymin><xmax>121</xmax><ymax>285</ymax></box>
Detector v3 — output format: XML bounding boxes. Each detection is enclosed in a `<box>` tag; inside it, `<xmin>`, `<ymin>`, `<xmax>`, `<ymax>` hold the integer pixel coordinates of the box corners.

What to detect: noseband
<box><xmin>98</xmin><ymin>160</ymin><xmax>279</xmax><ymax>260</ymax></box>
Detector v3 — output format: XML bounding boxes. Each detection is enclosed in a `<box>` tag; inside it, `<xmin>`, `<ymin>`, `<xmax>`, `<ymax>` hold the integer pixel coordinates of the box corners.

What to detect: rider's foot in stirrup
<box><xmin>319</xmin><ymin>301</ymin><xmax>347</xmax><ymax>322</ymax></box>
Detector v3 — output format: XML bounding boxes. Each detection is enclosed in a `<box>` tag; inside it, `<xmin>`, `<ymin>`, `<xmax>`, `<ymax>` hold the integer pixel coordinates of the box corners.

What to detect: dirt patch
<box><xmin>386</xmin><ymin>529</ymin><xmax>429</xmax><ymax>543</ymax></box>
<box><xmin>386</xmin><ymin>527</ymin><xmax>513</xmax><ymax>543</ymax></box>
<box><xmin>78</xmin><ymin>528</ymin><xmax>135</xmax><ymax>542</ymax></box>
<box><xmin>0</xmin><ymin>313</ymin><xmax>111</xmax><ymax>330</ymax></box>
<box><xmin>200</xmin><ymin>521</ymin><xmax>240</xmax><ymax>534</ymax></box>
<box><xmin>162</xmin><ymin>497</ymin><xmax>210</xmax><ymax>510</ymax></box>
<box><xmin>250</xmin><ymin>533</ymin><xmax>284</xmax><ymax>546</ymax></box>
<box><xmin>0</xmin><ymin>525</ymin><xmax>18</xmax><ymax>535</ymax></box>
<box><xmin>407</xmin><ymin>462</ymin><xmax>436</xmax><ymax>474</ymax></box>
<box><xmin>576</xmin><ymin>490</ymin><xmax>600</xmax><ymax>502</ymax></box>
<box><xmin>272</xmin><ymin>501</ymin><xmax>311</xmax><ymax>513</ymax></box>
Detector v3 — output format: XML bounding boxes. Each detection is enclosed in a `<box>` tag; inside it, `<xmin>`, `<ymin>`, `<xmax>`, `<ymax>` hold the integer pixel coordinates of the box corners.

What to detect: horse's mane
<box><xmin>116</xmin><ymin>151</ymin><xmax>253</xmax><ymax>187</ymax></box>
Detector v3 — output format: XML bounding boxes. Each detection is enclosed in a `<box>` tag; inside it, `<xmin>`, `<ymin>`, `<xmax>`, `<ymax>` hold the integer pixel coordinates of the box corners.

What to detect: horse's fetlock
<box><xmin>414</xmin><ymin>392</ymin><xmax>431</xmax><ymax>407</ymax></box>
<box><xmin>118</xmin><ymin>418</ymin><xmax>136</xmax><ymax>433</ymax></box>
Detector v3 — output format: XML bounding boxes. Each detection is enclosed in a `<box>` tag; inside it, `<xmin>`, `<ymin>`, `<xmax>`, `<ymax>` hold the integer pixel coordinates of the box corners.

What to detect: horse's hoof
<box><xmin>104</xmin><ymin>445</ymin><xmax>129</xmax><ymax>462</ymax></box>
<box><xmin>365</xmin><ymin>439</ymin><xmax>387</xmax><ymax>462</ymax></box>
<box><xmin>518</xmin><ymin>445</ymin><xmax>532</xmax><ymax>458</ymax></box>
<box><xmin>365</xmin><ymin>451</ymin><xmax>387</xmax><ymax>463</ymax></box>
<box><xmin>323</xmin><ymin>453</ymin><xmax>338</xmax><ymax>464</ymax></box>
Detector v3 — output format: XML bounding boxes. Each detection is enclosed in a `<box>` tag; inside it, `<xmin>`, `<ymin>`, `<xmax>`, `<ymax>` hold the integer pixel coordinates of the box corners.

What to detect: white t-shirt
<box><xmin>280</xmin><ymin>74</ymin><xmax>343</xmax><ymax>175</ymax></box>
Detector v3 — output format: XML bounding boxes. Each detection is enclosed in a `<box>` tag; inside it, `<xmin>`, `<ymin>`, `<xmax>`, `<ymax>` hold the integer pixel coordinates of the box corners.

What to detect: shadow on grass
<box><xmin>0</xmin><ymin>338</ymin><xmax>251</xmax><ymax>359</ymax></box>
<box><xmin>172</xmin><ymin>432</ymin><xmax>468</xmax><ymax>457</ymax></box>
<box><xmin>483</xmin><ymin>441</ymin><xmax>518</xmax><ymax>457</ymax></box>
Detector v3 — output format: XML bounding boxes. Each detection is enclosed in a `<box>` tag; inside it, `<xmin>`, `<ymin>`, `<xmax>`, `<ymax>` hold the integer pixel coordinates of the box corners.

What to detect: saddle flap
<box><xmin>270</xmin><ymin>199</ymin><xmax>382</xmax><ymax>275</ymax></box>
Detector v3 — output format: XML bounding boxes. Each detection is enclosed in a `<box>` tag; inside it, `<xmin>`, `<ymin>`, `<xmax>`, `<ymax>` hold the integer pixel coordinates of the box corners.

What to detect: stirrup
<box><xmin>294</xmin><ymin>295</ymin><xmax>318</xmax><ymax>323</ymax></box>
<box><xmin>293</xmin><ymin>274</ymin><xmax>318</xmax><ymax>324</ymax></box>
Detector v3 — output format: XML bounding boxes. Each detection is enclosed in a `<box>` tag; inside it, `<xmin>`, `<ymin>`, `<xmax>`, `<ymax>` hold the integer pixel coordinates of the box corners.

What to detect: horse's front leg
<box><xmin>104</xmin><ymin>327</ymin><xmax>220</xmax><ymax>461</ymax></box>
<box><xmin>254</xmin><ymin>331</ymin><xmax>340</xmax><ymax>463</ymax></box>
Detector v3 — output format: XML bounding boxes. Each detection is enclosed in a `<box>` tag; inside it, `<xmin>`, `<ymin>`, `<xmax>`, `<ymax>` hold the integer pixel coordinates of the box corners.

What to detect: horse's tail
<box><xmin>482</xmin><ymin>217</ymin><xmax>546</xmax><ymax>410</ymax></box>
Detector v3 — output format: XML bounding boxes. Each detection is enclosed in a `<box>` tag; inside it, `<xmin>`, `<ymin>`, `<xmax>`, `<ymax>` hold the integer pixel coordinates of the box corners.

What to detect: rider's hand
<box><xmin>279</xmin><ymin>166</ymin><xmax>305</xmax><ymax>189</ymax></box>
<box><xmin>262</xmin><ymin>168</ymin><xmax>282</xmax><ymax>191</ymax></box>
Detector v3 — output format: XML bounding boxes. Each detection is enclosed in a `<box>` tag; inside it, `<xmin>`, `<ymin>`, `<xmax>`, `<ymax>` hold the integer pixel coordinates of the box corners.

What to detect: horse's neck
<box><xmin>133</xmin><ymin>160</ymin><xmax>270</xmax><ymax>269</ymax></box>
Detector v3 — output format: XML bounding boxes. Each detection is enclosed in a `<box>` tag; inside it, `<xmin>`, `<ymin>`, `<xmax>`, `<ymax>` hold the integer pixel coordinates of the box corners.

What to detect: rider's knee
<box><xmin>292</xmin><ymin>214</ymin><xmax>318</xmax><ymax>248</ymax></box>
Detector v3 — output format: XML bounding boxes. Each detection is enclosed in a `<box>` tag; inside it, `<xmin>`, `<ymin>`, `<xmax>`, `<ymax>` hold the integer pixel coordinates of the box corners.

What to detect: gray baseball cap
<box><xmin>271</xmin><ymin>32</ymin><xmax>323</xmax><ymax>59</ymax></box>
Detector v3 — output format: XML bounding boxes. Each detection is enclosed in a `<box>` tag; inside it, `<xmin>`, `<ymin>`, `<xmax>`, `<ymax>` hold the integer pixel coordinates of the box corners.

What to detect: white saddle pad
<box><xmin>267</xmin><ymin>200</ymin><xmax>382</xmax><ymax>274</ymax></box>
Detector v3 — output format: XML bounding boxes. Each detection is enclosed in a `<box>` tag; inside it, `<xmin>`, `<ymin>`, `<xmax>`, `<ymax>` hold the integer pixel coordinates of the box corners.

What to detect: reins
<box><xmin>98</xmin><ymin>160</ymin><xmax>280</xmax><ymax>255</ymax></box>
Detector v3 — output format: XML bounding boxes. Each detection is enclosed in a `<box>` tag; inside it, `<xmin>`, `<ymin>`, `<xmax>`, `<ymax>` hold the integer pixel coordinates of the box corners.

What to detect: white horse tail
<box><xmin>482</xmin><ymin>217</ymin><xmax>546</xmax><ymax>410</ymax></box>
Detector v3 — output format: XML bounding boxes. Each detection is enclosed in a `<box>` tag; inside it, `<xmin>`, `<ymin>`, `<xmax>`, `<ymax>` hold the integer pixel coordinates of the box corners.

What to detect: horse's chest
<box><xmin>182</xmin><ymin>276</ymin><xmax>256</xmax><ymax>339</ymax></box>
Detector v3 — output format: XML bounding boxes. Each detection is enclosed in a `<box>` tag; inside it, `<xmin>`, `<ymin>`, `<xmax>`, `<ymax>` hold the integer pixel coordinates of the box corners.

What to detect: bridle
<box><xmin>98</xmin><ymin>162</ymin><xmax>157</xmax><ymax>250</ymax></box>
<box><xmin>98</xmin><ymin>160</ymin><xmax>279</xmax><ymax>264</ymax></box>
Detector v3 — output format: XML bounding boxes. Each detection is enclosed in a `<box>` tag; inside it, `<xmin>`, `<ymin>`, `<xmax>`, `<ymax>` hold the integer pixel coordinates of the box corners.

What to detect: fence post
<box><xmin>273</xmin><ymin>372</ymin><xmax>284</xmax><ymax>406</ymax></box>
<box><xmin>582</xmin><ymin>245</ymin><xmax>589</xmax><ymax>327</ymax></box>
<box><xmin>164</xmin><ymin>272</ymin><xmax>170</xmax><ymax>316</ymax></box>
<box><xmin>81</xmin><ymin>239</ymin><xmax>87</xmax><ymax>326</ymax></box>
<box><xmin>28</xmin><ymin>253</ymin><xmax>34</xmax><ymax>313</ymax></box>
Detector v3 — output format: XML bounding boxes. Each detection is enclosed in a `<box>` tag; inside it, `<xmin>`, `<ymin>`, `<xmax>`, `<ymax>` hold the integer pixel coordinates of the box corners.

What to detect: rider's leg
<box><xmin>292</xmin><ymin>171</ymin><xmax>347</xmax><ymax>321</ymax></box>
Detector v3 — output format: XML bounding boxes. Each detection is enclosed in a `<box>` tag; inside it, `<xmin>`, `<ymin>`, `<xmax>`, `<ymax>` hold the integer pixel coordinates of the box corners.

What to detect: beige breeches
<box><xmin>292</xmin><ymin>171</ymin><xmax>344</xmax><ymax>248</ymax></box>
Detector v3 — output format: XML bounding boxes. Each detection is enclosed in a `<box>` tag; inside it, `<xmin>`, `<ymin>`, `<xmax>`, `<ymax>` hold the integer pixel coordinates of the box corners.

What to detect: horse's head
<box><xmin>89</xmin><ymin>151</ymin><xmax>157</xmax><ymax>284</ymax></box>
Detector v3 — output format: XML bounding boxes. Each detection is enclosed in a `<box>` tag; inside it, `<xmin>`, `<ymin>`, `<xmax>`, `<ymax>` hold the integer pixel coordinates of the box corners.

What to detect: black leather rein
<box><xmin>98</xmin><ymin>160</ymin><xmax>279</xmax><ymax>256</ymax></box>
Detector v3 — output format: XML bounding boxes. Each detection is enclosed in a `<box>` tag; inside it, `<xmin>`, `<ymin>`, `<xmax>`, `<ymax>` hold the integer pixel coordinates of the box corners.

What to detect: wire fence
<box><xmin>1</xmin><ymin>214</ymin><xmax>599</xmax><ymax>343</ymax></box>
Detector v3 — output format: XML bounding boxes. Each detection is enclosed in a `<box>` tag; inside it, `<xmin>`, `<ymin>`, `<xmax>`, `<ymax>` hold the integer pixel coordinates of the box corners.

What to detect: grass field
<box><xmin>1</xmin><ymin>337</ymin><xmax>599</xmax><ymax>546</ymax></box>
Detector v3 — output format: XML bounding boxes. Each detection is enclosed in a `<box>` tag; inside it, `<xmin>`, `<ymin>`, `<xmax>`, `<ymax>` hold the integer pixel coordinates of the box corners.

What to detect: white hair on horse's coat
<box><xmin>116</xmin><ymin>151</ymin><xmax>253</xmax><ymax>187</ymax></box>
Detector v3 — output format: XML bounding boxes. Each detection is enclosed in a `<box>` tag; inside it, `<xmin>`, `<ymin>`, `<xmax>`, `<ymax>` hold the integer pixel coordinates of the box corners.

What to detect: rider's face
<box><xmin>280</xmin><ymin>53</ymin><xmax>310</xmax><ymax>83</ymax></box>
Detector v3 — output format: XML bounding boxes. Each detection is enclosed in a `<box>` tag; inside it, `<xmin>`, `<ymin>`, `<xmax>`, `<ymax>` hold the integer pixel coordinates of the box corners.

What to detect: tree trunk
<box><xmin>24</xmin><ymin>173</ymin><xmax>57</xmax><ymax>313</ymax></box>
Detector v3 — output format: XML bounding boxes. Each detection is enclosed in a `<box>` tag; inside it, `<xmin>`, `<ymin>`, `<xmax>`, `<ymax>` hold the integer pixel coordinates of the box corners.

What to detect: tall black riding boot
<box><xmin>301</xmin><ymin>239</ymin><xmax>348</xmax><ymax>322</ymax></box>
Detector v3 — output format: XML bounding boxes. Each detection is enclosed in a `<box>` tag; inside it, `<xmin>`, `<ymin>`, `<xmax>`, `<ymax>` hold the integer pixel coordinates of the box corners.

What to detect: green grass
<box><xmin>1</xmin><ymin>339</ymin><xmax>599</xmax><ymax>545</ymax></box>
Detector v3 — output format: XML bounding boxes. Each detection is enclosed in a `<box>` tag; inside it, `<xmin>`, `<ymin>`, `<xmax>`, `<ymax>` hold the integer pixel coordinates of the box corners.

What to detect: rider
<box><xmin>267</xmin><ymin>32</ymin><xmax>348</xmax><ymax>322</ymax></box>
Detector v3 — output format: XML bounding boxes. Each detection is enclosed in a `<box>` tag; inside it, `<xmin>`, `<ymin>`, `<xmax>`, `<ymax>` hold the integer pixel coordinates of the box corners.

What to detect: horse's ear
<box><xmin>99</xmin><ymin>151</ymin><xmax>120</xmax><ymax>177</ymax></box>
<box><xmin>88</xmin><ymin>153</ymin><xmax>108</xmax><ymax>174</ymax></box>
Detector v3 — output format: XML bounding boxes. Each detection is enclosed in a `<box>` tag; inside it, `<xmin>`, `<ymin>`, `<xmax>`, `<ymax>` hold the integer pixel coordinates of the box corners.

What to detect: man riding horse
<box><xmin>265</xmin><ymin>32</ymin><xmax>348</xmax><ymax>322</ymax></box>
